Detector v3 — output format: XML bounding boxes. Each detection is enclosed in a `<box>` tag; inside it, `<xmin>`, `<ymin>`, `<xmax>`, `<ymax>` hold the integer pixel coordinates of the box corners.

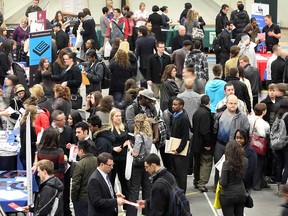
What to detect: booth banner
<box><xmin>25</xmin><ymin>113</ymin><xmax>33</xmax><ymax>206</ymax></box>
<box><xmin>251</xmin><ymin>3</ymin><xmax>269</xmax><ymax>32</ymax></box>
<box><xmin>29</xmin><ymin>30</ymin><xmax>52</xmax><ymax>66</ymax></box>
<box><xmin>29</xmin><ymin>11</ymin><xmax>47</xmax><ymax>32</ymax></box>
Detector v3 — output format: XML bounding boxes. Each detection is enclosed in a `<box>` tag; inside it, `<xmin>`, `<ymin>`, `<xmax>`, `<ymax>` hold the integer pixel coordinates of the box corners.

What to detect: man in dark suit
<box><xmin>53</xmin><ymin>22</ymin><xmax>69</xmax><ymax>52</ymax></box>
<box><xmin>191</xmin><ymin>95</ymin><xmax>214</xmax><ymax>193</ymax></box>
<box><xmin>171</xmin><ymin>25</ymin><xmax>191</xmax><ymax>52</ymax></box>
<box><xmin>135</xmin><ymin>25</ymin><xmax>157</xmax><ymax>79</ymax></box>
<box><xmin>88</xmin><ymin>152</ymin><xmax>125</xmax><ymax>216</ymax></box>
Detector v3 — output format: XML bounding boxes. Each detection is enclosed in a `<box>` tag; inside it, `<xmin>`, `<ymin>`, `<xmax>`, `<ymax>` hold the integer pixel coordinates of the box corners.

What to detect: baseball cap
<box><xmin>53</xmin><ymin>22</ymin><xmax>62</xmax><ymax>28</ymax></box>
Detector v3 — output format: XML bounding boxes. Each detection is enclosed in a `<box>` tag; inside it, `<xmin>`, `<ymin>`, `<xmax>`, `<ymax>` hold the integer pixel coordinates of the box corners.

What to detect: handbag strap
<box><xmin>251</xmin><ymin>118</ymin><xmax>258</xmax><ymax>135</ymax></box>
<box><xmin>112</xmin><ymin>20</ymin><xmax>125</xmax><ymax>35</ymax></box>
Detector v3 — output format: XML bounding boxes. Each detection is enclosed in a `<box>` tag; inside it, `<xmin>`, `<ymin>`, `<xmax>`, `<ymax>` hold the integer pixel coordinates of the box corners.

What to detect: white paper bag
<box><xmin>125</xmin><ymin>149</ymin><xmax>133</xmax><ymax>180</ymax></box>
<box><xmin>104</xmin><ymin>41</ymin><xmax>112</xmax><ymax>58</ymax></box>
<box><xmin>75</xmin><ymin>34</ymin><xmax>83</xmax><ymax>48</ymax></box>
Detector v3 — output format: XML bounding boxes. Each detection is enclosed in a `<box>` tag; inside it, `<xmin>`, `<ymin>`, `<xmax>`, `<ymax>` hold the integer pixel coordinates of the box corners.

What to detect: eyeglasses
<box><xmin>106</xmin><ymin>163</ymin><xmax>114</xmax><ymax>168</ymax></box>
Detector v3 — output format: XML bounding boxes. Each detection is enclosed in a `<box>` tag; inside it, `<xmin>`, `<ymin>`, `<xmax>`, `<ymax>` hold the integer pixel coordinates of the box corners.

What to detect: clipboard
<box><xmin>82</xmin><ymin>73</ymin><xmax>90</xmax><ymax>85</ymax></box>
<box><xmin>165</xmin><ymin>137</ymin><xmax>189</xmax><ymax>156</ymax></box>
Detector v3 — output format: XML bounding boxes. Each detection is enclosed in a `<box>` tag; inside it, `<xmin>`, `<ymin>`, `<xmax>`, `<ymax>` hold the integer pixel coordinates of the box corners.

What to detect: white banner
<box><xmin>26</xmin><ymin>113</ymin><xmax>33</xmax><ymax>206</ymax></box>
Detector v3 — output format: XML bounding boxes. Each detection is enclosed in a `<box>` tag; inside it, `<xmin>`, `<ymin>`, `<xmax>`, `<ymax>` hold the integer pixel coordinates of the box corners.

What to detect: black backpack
<box><xmin>97</xmin><ymin>61</ymin><xmax>111</xmax><ymax>89</ymax></box>
<box><xmin>159</xmin><ymin>178</ymin><xmax>192</xmax><ymax>216</ymax></box>
<box><xmin>212</xmin><ymin>32</ymin><xmax>223</xmax><ymax>54</ymax></box>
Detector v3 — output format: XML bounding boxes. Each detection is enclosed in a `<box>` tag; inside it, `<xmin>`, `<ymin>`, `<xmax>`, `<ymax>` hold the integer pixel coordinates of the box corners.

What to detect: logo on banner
<box><xmin>33</xmin><ymin>41</ymin><xmax>50</xmax><ymax>56</ymax></box>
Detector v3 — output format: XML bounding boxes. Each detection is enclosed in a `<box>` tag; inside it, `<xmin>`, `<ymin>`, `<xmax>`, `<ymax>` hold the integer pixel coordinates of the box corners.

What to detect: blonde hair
<box><xmin>20</xmin><ymin>105</ymin><xmax>38</xmax><ymax>126</ymax></box>
<box><xmin>109</xmin><ymin>108</ymin><xmax>125</xmax><ymax>131</ymax></box>
<box><xmin>118</xmin><ymin>41</ymin><xmax>130</xmax><ymax>53</ymax></box>
<box><xmin>21</xmin><ymin>17</ymin><xmax>28</xmax><ymax>25</ymax></box>
<box><xmin>134</xmin><ymin>114</ymin><xmax>152</xmax><ymax>138</ymax></box>
<box><xmin>184</xmin><ymin>78</ymin><xmax>194</xmax><ymax>89</ymax></box>
<box><xmin>29</xmin><ymin>84</ymin><xmax>44</xmax><ymax>99</ymax></box>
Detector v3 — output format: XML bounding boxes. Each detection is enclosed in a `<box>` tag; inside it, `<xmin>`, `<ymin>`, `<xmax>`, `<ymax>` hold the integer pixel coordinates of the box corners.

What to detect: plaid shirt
<box><xmin>184</xmin><ymin>50</ymin><xmax>209</xmax><ymax>81</ymax></box>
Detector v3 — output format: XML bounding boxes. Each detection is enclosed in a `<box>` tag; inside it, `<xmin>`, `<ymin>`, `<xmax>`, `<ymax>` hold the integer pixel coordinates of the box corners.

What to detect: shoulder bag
<box><xmin>249</xmin><ymin>119</ymin><xmax>268</xmax><ymax>156</ymax></box>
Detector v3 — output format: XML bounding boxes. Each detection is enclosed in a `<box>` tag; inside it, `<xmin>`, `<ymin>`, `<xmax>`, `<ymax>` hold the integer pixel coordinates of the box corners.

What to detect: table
<box><xmin>0</xmin><ymin>170</ymin><xmax>38</xmax><ymax>213</ymax></box>
<box><xmin>256</xmin><ymin>53</ymin><xmax>273</xmax><ymax>81</ymax></box>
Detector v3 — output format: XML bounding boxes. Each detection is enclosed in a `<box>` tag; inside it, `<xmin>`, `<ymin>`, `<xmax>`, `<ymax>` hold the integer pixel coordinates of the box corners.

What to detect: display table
<box><xmin>0</xmin><ymin>170</ymin><xmax>38</xmax><ymax>213</ymax></box>
<box><xmin>256</xmin><ymin>53</ymin><xmax>273</xmax><ymax>81</ymax></box>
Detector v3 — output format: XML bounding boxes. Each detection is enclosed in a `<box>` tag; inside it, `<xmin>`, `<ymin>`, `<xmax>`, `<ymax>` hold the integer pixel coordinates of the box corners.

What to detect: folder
<box><xmin>82</xmin><ymin>73</ymin><xmax>90</xmax><ymax>85</ymax></box>
<box><xmin>165</xmin><ymin>137</ymin><xmax>189</xmax><ymax>156</ymax></box>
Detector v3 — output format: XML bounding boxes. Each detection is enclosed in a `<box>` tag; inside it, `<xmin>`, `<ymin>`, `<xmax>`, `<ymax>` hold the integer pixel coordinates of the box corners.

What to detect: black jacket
<box><xmin>219</xmin><ymin>30</ymin><xmax>231</xmax><ymax>54</ymax></box>
<box><xmin>32</xmin><ymin>176</ymin><xmax>64</xmax><ymax>216</ymax></box>
<box><xmin>109</xmin><ymin>60</ymin><xmax>133</xmax><ymax>93</ymax></box>
<box><xmin>93</xmin><ymin>125</ymin><xmax>115</xmax><ymax>156</ymax></box>
<box><xmin>80</xmin><ymin>16</ymin><xmax>100</xmax><ymax>50</ymax></box>
<box><xmin>86</xmin><ymin>62</ymin><xmax>104</xmax><ymax>94</ymax></box>
<box><xmin>112</xmin><ymin>128</ymin><xmax>128</xmax><ymax>161</ymax></box>
<box><xmin>231</xmin><ymin>10</ymin><xmax>250</xmax><ymax>38</ymax></box>
<box><xmin>135</xmin><ymin>36</ymin><xmax>156</xmax><ymax>70</ymax></box>
<box><xmin>191</xmin><ymin>105</ymin><xmax>214</xmax><ymax>154</ymax></box>
<box><xmin>55</xmin><ymin>29</ymin><xmax>69</xmax><ymax>51</ymax></box>
<box><xmin>281</xmin><ymin>202</ymin><xmax>288</xmax><ymax>216</ymax></box>
<box><xmin>0</xmin><ymin>51</ymin><xmax>10</xmax><ymax>78</ymax></box>
<box><xmin>59</xmin><ymin>64</ymin><xmax>82</xmax><ymax>94</ymax></box>
<box><xmin>88</xmin><ymin>169</ymin><xmax>118</xmax><ymax>216</ymax></box>
<box><xmin>271</xmin><ymin>56</ymin><xmax>286</xmax><ymax>84</ymax></box>
<box><xmin>37</xmin><ymin>96</ymin><xmax>53</xmax><ymax>119</ymax></box>
<box><xmin>215</xmin><ymin>11</ymin><xmax>229</xmax><ymax>36</ymax></box>
<box><xmin>244</xmin><ymin>144</ymin><xmax>257</xmax><ymax>189</ymax></box>
<box><xmin>160</xmin><ymin>79</ymin><xmax>179</xmax><ymax>111</ymax></box>
<box><xmin>171</xmin><ymin>34</ymin><xmax>192</xmax><ymax>52</ymax></box>
<box><xmin>147</xmin><ymin>53</ymin><xmax>171</xmax><ymax>84</ymax></box>
<box><xmin>148</xmin><ymin>13</ymin><xmax>163</xmax><ymax>41</ymax></box>
<box><xmin>170</xmin><ymin>111</ymin><xmax>190</xmax><ymax>153</ymax></box>
<box><xmin>20</xmin><ymin>124</ymin><xmax>37</xmax><ymax>167</ymax></box>
<box><xmin>227</xmin><ymin>77</ymin><xmax>251</xmax><ymax>112</ymax></box>
<box><xmin>243</xmin><ymin>64</ymin><xmax>261</xmax><ymax>96</ymax></box>
<box><xmin>261</xmin><ymin>96</ymin><xmax>281</xmax><ymax>125</ymax></box>
<box><xmin>147</xmin><ymin>168</ymin><xmax>176</xmax><ymax>216</ymax></box>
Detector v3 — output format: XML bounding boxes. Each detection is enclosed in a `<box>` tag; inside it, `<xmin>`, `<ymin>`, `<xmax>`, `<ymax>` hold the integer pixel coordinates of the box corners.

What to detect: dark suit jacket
<box><xmin>135</xmin><ymin>35</ymin><xmax>156</xmax><ymax>70</ymax></box>
<box><xmin>171</xmin><ymin>34</ymin><xmax>192</xmax><ymax>52</ymax></box>
<box><xmin>88</xmin><ymin>169</ymin><xmax>117</xmax><ymax>216</ymax></box>
<box><xmin>147</xmin><ymin>53</ymin><xmax>171</xmax><ymax>83</ymax></box>
<box><xmin>55</xmin><ymin>29</ymin><xmax>69</xmax><ymax>51</ymax></box>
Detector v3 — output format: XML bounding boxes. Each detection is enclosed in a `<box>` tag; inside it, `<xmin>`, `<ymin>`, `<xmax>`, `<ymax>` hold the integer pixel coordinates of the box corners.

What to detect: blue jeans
<box><xmin>73</xmin><ymin>201</ymin><xmax>88</xmax><ymax>216</ymax></box>
<box><xmin>110</xmin><ymin>92</ymin><xmax>123</xmax><ymax>108</ymax></box>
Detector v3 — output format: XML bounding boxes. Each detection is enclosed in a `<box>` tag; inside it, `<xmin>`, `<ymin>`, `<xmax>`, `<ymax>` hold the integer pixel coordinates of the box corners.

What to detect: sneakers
<box><xmin>199</xmin><ymin>186</ymin><xmax>208</xmax><ymax>193</ymax></box>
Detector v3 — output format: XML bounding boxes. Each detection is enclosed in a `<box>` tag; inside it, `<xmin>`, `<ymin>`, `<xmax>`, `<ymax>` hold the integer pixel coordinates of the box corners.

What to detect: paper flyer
<box><xmin>215</xmin><ymin>155</ymin><xmax>225</xmax><ymax>172</ymax></box>
<box><xmin>8</xmin><ymin>202</ymin><xmax>24</xmax><ymax>211</ymax></box>
<box><xmin>124</xmin><ymin>200</ymin><xmax>140</xmax><ymax>207</ymax></box>
<box><xmin>69</xmin><ymin>145</ymin><xmax>78</xmax><ymax>162</ymax></box>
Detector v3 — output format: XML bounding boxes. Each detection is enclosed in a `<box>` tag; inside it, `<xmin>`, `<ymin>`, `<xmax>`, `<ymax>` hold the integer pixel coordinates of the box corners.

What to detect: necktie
<box><xmin>106</xmin><ymin>175</ymin><xmax>114</xmax><ymax>198</ymax></box>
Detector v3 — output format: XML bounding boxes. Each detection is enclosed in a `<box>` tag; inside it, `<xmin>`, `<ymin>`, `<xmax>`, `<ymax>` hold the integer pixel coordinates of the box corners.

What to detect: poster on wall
<box><xmin>28</xmin><ymin>11</ymin><xmax>47</xmax><ymax>32</ymax></box>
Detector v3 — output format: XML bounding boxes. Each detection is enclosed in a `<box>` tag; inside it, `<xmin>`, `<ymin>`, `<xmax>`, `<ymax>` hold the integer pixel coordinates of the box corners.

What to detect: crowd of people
<box><xmin>1</xmin><ymin>0</ymin><xmax>288</xmax><ymax>216</ymax></box>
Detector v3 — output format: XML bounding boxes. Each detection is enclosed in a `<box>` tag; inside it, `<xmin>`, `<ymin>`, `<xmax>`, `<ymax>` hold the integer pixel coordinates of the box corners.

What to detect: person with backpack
<box><xmin>230</xmin><ymin>1</ymin><xmax>250</xmax><ymax>39</ymax></box>
<box><xmin>23</xmin><ymin>159</ymin><xmax>64</xmax><ymax>216</ymax></box>
<box><xmin>271</xmin><ymin>100</ymin><xmax>288</xmax><ymax>195</ymax></box>
<box><xmin>84</xmin><ymin>50</ymin><xmax>104</xmax><ymax>95</ymax></box>
<box><xmin>137</xmin><ymin>153</ymin><xmax>191</xmax><ymax>216</ymax></box>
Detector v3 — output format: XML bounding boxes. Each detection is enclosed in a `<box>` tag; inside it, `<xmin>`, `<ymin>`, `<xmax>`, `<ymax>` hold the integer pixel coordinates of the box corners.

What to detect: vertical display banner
<box><xmin>29</xmin><ymin>11</ymin><xmax>47</xmax><ymax>32</ymax></box>
<box><xmin>29</xmin><ymin>30</ymin><xmax>52</xmax><ymax>86</ymax></box>
<box><xmin>25</xmin><ymin>113</ymin><xmax>33</xmax><ymax>207</ymax></box>
<box><xmin>251</xmin><ymin>3</ymin><xmax>270</xmax><ymax>51</ymax></box>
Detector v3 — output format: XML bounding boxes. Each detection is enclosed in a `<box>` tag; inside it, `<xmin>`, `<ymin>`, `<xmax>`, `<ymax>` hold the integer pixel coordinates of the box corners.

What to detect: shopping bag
<box><xmin>104</xmin><ymin>41</ymin><xmax>112</xmax><ymax>58</ymax></box>
<box><xmin>125</xmin><ymin>149</ymin><xmax>133</xmax><ymax>180</ymax></box>
<box><xmin>75</xmin><ymin>34</ymin><xmax>83</xmax><ymax>48</ymax></box>
<box><xmin>213</xmin><ymin>182</ymin><xmax>222</xmax><ymax>209</ymax></box>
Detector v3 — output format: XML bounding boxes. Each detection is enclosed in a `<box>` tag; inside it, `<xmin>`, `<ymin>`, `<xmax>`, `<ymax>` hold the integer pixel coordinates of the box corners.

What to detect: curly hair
<box><xmin>115</xmin><ymin>49</ymin><xmax>130</xmax><ymax>70</ymax></box>
<box><xmin>134</xmin><ymin>113</ymin><xmax>152</xmax><ymax>138</ymax></box>
<box><xmin>225</xmin><ymin>140</ymin><xmax>245</xmax><ymax>177</ymax></box>
<box><xmin>161</xmin><ymin>64</ymin><xmax>177</xmax><ymax>82</ymax></box>
<box><xmin>98</xmin><ymin>95</ymin><xmax>114</xmax><ymax>112</ymax></box>
<box><xmin>54</xmin><ymin>84</ymin><xmax>71</xmax><ymax>101</ymax></box>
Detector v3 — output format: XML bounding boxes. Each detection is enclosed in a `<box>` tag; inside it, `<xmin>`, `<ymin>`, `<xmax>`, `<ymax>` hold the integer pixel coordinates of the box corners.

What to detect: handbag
<box><xmin>71</xmin><ymin>93</ymin><xmax>83</xmax><ymax>109</ymax></box>
<box><xmin>132</xmin><ymin>134</ymin><xmax>148</xmax><ymax>167</ymax></box>
<box><xmin>192</xmin><ymin>27</ymin><xmax>204</xmax><ymax>40</ymax></box>
<box><xmin>213</xmin><ymin>182</ymin><xmax>222</xmax><ymax>209</ymax></box>
<box><xmin>244</xmin><ymin>189</ymin><xmax>254</xmax><ymax>208</ymax></box>
<box><xmin>249</xmin><ymin>119</ymin><xmax>268</xmax><ymax>156</ymax></box>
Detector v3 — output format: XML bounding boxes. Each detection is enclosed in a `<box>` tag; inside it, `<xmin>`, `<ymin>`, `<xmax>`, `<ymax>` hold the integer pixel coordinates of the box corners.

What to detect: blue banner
<box><xmin>29</xmin><ymin>30</ymin><xmax>52</xmax><ymax>66</ymax></box>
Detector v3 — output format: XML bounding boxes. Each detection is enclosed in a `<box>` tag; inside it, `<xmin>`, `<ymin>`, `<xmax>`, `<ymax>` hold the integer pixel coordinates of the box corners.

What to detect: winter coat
<box><xmin>86</xmin><ymin>62</ymin><xmax>104</xmax><ymax>94</ymax></box>
<box><xmin>93</xmin><ymin>124</ymin><xmax>115</xmax><ymax>156</ymax></box>
<box><xmin>205</xmin><ymin>78</ymin><xmax>226</xmax><ymax>113</ymax></box>
<box><xmin>147</xmin><ymin>53</ymin><xmax>171</xmax><ymax>84</ymax></box>
<box><xmin>160</xmin><ymin>79</ymin><xmax>179</xmax><ymax>111</ymax></box>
